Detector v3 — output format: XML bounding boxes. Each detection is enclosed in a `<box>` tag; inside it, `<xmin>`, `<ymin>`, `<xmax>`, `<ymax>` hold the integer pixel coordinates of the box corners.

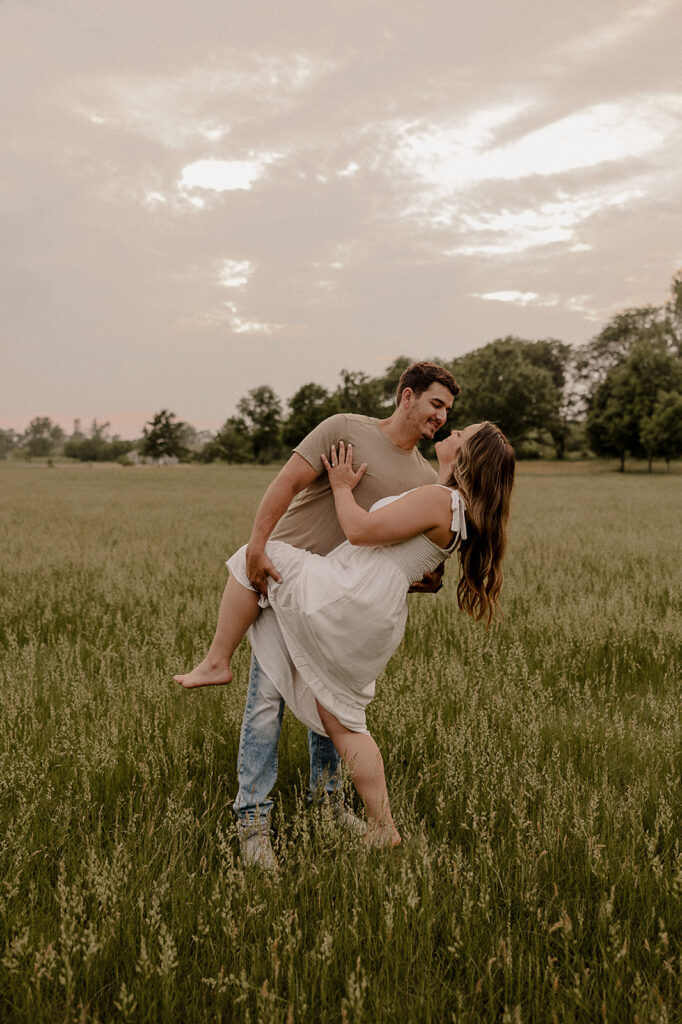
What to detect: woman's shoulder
<box><xmin>406</xmin><ymin>484</ymin><xmax>458</xmax><ymax>521</ymax></box>
<box><xmin>370</xmin><ymin>484</ymin><xmax>448</xmax><ymax>513</ymax></box>
<box><xmin>413</xmin><ymin>482</ymin><xmax>455</xmax><ymax>502</ymax></box>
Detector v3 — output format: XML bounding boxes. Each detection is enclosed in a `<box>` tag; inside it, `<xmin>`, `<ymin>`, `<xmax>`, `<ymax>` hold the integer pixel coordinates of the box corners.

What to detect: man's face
<box><xmin>403</xmin><ymin>383</ymin><xmax>454</xmax><ymax>440</ymax></box>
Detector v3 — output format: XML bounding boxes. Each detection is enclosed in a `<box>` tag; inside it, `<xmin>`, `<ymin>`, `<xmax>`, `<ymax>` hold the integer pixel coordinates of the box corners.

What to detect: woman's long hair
<box><xmin>446</xmin><ymin>422</ymin><xmax>515</xmax><ymax>625</ymax></box>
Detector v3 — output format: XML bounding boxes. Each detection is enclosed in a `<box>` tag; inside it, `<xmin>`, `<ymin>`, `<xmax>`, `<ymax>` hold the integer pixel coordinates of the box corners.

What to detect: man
<box><xmin>236</xmin><ymin>361</ymin><xmax>460</xmax><ymax>867</ymax></box>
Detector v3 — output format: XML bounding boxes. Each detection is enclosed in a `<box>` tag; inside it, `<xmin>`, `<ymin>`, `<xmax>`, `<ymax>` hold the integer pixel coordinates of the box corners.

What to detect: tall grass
<box><xmin>1</xmin><ymin>461</ymin><xmax>681</xmax><ymax>1023</ymax></box>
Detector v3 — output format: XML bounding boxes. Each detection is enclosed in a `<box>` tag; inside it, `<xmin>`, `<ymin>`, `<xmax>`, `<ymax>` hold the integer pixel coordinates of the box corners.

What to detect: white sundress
<box><xmin>227</xmin><ymin>486</ymin><xmax>467</xmax><ymax>736</ymax></box>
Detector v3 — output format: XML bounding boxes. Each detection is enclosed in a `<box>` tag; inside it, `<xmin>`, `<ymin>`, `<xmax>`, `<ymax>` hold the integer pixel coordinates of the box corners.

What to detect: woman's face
<box><xmin>435</xmin><ymin>423</ymin><xmax>482</xmax><ymax>470</ymax></box>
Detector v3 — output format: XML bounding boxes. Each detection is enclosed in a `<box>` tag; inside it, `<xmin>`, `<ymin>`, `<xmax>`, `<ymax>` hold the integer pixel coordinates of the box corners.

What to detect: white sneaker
<box><xmin>238</xmin><ymin>821</ymin><xmax>277</xmax><ymax>871</ymax></box>
<box><xmin>334</xmin><ymin>804</ymin><xmax>368</xmax><ymax>836</ymax></box>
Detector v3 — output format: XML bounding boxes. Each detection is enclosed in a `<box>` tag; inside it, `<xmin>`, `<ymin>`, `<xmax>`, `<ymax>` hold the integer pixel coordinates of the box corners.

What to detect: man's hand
<box><xmin>245</xmin><ymin>544</ymin><xmax>283</xmax><ymax>597</ymax></box>
<box><xmin>408</xmin><ymin>561</ymin><xmax>445</xmax><ymax>594</ymax></box>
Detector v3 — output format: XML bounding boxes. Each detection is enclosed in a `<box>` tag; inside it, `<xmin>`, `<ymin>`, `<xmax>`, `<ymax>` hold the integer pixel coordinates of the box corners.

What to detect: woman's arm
<box><xmin>322</xmin><ymin>442</ymin><xmax>450</xmax><ymax>547</ymax></box>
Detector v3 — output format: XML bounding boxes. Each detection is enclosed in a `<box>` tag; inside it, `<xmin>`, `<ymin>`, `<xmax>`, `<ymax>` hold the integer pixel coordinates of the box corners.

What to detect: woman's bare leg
<box><xmin>174</xmin><ymin>576</ymin><xmax>260</xmax><ymax>688</ymax></box>
<box><xmin>315</xmin><ymin>700</ymin><xmax>401</xmax><ymax>847</ymax></box>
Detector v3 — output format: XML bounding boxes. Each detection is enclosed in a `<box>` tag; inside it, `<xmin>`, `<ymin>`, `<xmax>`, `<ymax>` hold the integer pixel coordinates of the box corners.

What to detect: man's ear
<box><xmin>400</xmin><ymin>386</ymin><xmax>414</xmax><ymax>409</ymax></box>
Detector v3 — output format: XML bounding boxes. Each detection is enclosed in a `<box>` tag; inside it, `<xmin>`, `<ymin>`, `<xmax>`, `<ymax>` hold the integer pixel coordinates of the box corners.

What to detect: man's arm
<box><xmin>245</xmin><ymin>453</ymin><xmax>319</xmax><ymax>594</ymax></box>
<box><xmin>408</xmin><ymin>562</ymin><xmax>445</xmax><ymax>593</ymax></box>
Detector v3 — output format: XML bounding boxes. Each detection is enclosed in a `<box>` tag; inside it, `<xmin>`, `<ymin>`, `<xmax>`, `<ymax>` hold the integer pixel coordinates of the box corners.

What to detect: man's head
<box><xmin>395</xmin><ymin>362</ymin><xmax>460</xmax><ymax>441</ymax></box>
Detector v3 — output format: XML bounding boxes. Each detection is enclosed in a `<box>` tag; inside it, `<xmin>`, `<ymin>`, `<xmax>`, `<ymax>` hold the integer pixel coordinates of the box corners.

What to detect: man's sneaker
<box><xmin>334</xmin><ymin>803</ymin><xmax>368</xmax><ymax>836</ymax></box>
<box><xmin>238</xmin><ymin>820</ymin><xmax>277</xmax><ymax>871</ymax></box>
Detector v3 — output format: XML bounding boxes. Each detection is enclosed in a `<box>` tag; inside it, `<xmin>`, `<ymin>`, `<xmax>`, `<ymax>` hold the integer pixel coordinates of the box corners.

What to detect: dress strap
<box><xmin>435</xmin><ymin>485</ymin><xmax>467</xmax><ymax>545</ymax></box>
<box><xmin>450</xmin><ymin>489</ymin><xmax>467</xmax><ymax>543</ymax></box>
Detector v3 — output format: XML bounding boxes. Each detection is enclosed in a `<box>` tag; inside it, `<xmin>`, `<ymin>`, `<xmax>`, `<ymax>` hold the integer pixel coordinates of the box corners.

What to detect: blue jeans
<box><xmin>233</xmin><ymin>653</ymin><xmax>342</xmax><ymax>825</ymax></box>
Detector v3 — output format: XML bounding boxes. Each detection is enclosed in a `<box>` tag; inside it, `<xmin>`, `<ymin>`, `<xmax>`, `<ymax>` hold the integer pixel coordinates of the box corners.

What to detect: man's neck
<box><xmin>377</xmin><ymin>411</ymin><xmax>419</xmax><ymax>451</ymax></box>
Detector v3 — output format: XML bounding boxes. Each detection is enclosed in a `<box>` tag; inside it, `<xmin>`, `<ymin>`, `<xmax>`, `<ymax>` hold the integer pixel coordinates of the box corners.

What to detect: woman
<box><xmin>174</xmin><ymin>422</ymin><xmax>515</xmax><ymax>846</ymax></box>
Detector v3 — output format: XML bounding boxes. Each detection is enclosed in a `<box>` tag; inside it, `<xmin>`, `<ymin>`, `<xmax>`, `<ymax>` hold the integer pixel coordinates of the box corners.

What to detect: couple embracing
<box><xmin>175</xmin><ymin>362</ymin><xmax>515</xmax><ymax>868</ymax></box>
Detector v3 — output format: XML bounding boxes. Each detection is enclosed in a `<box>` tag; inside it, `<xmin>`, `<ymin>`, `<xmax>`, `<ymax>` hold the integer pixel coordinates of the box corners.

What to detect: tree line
<box><xmin>4</xmin><ymin>274</ymin><xmax>681</xmax><ymax>471</ymax></box>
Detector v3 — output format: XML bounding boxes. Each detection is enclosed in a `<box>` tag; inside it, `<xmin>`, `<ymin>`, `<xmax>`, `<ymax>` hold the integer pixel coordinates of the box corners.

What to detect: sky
<box><xmin>2</xmin><ymin>0</ymin><xmax>681</xmax><ymax>438</ymax></box>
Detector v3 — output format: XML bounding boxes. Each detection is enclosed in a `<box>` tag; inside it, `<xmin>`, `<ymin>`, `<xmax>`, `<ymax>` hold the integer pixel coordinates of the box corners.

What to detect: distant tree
<box><xmin>282</xmin><ymin>383</ymin><xmax>337</xmax><ymax>448</ymax></box>
<box><xmin>375</xmin><ymin>356</ymin><xmax>414</xmax><ymax>410</ymax></box>
<box><xmin>64</xmin><ymin>419</ymin><xmax>134</xmax><ymax>462</ymax></box>
<box><xmin>586</xmin><ymin>339</ymin><xmax>682</xmax><ymax>470</ymax></box>
<box><xmin>70</xmin><ymin>418</ymin><xmax>85</xmax><ymax>441</ymax></box>
<box><xmin>584</xmin><ymin>369</ymin><xmax>636</xmax><ymax>472</ymax></box>
<box><xmin>21</xmin><ymin>417</ymin><xmax>65</xmax><ymax>458</ymax></box>
<box><xmin>666</xmin><ymin>270</ymin><xmax>682</xmax><ymax>354</ymax></box>
<box><xmin>576</xmin><ymin>275</ymin><xmax>682</xmax><ymax>412</ymax></box>
<box><xmin>450</xmin><ymin>338</ymin><xmax>562</xmax><ymax>452</ymax></box>
<box><xmin>640</xmin><ymin>391</ymin><xmax>682</xmax><ymax>470</ymax></box>
<box><xmin>333</xmin><ymin>369</ymin><xmax>385</xmax><ymax>418</ymax></box>
<box><xmin>92</xmin><ymin>419</ymin><xmax>110</xmax><ymax>439</ymax></box>
<box><xmin>201</xmin><ymin>417</ymin><xmax>253</xmax><ymax>463</ymax></box>
<box><xmin>575</xmin><ymin>306</ymin><xmax>672</xmax><ymax>398</ymax></box>
<box><xmin>237</xmin><ymin>386</ymin><xmax>282</xmax><ymax>462</ymax></box>
<box><xmin>65</xmin><ymin>419</ymin><xmax>123</xmax><ymax>461</ymax></box>
<box><xmin>139</xmin><ymin>410</ymin><xmax>188</xmax><ymax>460</ymax></box>
<box><xmin>626</xmin><ymin>339</ymin><xmax>682</xmax><ymax>432</ymax></box>
<box><xmin>522</xmin><ymin>339</ymin><xmax>576</xmax><ymax>458</ymax></box>
<box><xmin>0</xmin><ymin>428</ymin><xmax>19</xmax><ymax>459</ymax></box>
<box><xmin>181</xmin><ymin>426</ymin><xmax>214</xmax><ymax>456</ymax></box>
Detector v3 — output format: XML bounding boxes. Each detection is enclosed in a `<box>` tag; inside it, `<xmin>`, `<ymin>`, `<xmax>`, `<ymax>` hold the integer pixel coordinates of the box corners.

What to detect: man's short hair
<box><xmin>396</xmin><ymin>362</ymin><xmax>461</xmax><ymax>405</ymax></box>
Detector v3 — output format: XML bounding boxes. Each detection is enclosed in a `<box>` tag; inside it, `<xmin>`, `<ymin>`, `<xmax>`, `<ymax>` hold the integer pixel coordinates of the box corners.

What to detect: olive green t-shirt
<box><xmin>270</xmin><ymin>413</ymin><xmax>436</xmax><ymax>556</ymax></box>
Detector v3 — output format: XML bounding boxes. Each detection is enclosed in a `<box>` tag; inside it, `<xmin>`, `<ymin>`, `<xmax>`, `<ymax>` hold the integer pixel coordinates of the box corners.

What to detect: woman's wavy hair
<box><xmin>446</xmin><ymin>422</ymin><xmax>515</xmax><ymax>625</ymax></box>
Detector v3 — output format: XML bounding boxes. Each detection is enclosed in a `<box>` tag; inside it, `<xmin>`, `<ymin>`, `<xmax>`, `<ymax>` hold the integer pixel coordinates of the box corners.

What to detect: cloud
<box><xmin>2</xmin><ymin>0</ymin><xmax>681</xmax><ymax>434</ymax></box>
<box><xmin>223</xmin><ymin>301</ymin><xmax>283</xmax><ymax>335</ymax></box>
<box><xmin>338</xmin><ymin>162</ymin><xmax>360</xmax><ymax>178</ymax></box>
<box><xmin>392</xmin><ymin>100</ymin><xmax>531</xmax><ymax>203</ymax></box>
<box><xmin>562</xmin><ymin>0</ymin><xmax>678</xmax><ymax>58</ymax></box>
<box><xmin>472</xmin><ymin>291</ymin><xmax>599</xmax><ymax>319</ymax></box>
<box><xmin>381</xmin><ymin>89</ymin><xmax>682</xmax><ymax>262</ymax></box>
<box><xmin>447</xmin><ymin>186</ymin><xmax>646</xmax><ymax>257</ymax></box>
<box><xmin>180</xmin><ymin>157</ymin><xmax>280</xmax><ymax>193</ymax></box>
<box><xmin>391</xmin><ymin>94</ymin><xmax>682</xmax><ymax>228</ymax></box>
<box><xmin>67</xmin><ymin>54</ymin><xmax>330</xmax><ymax>149</ymax></box>
<box><xmin>219</xmin><ymin>259</ymin><xmax>254</xmax><ymax>288</ymax></box>
<box><xmin>474</xmin><ymin>291</ymin><xmax>543</xmax><ymax>306</ymax></box>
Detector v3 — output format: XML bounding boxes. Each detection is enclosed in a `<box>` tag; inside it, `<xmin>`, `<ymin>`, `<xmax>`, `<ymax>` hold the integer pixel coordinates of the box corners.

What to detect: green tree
<box><xmin>181</xmin><ymin>426</ymin><xmax>214</xmax><ymax>457</ymax></box>
<box><xmin>664</xmin><ymin>270</ymin><xmax>682</xmax><ymax>357</ymax></box>
<box><xmin>282</xmin><ymin>383</ymin><xmax>337</xmax><ymax>448</ymax></box>
<box><xmin>576</xmin><ymin>274</ymin><xmax>682</xmax><ymax>409</ymax></box>
<box><xmin>237</xmin><ymin>386</ymin><xmax>282</xmax><ymax>463</ymax></box>
<box><xmin>139</xmin><ymin>410</ymin><xmax>188</xmax><ymax>460</ymax></box>
<box><xmin>450</xmin><ymin>338</ymin><xmax>562</xmax><ymax>452</ymax></box>
<box><xmin>640</xmin><ymin>391</ymin><xmax>682</xmax><ymax>470</ymax></box>
<box><xmin>575</xmin><ymin>306</ymin><xmax>672</xmax><ymax>397</ymax></box>
<box><xmin>333</xmin><ymin>370</ymin><xmax>384</xmax><ymax>418</ymax></box>
<box><xmin>0</xmin><ymin>428</ymin><xmax>19</xmax><ymax>459</ymax></box>
<box><xmin>201</xmin><ymin>417</ymin><xmax>253</xmax><ymax>463</ymax></box>
<box><xmin>522</xmin><ymin>339</ymin><xmax>576</xmax><ymax>458</ymax></box>
<box><xmin>21</xmin><ymin>417</ymin><xmax>65</xmax><ymax>458</ymax></box>
<box><xmin>70</xmin><ymin>418</ymin><xmax>85</xmax><ymax>440</ymax></box>
<box><xmin>64</xmin><ymin>419</ymin><xmax>134</xmax><ymax>462</ymax></box>
<box><xmin>375</xmin><ymin>356</ymin><xmax>414</xmax><ymax>410</ymax></box>
<box><xmin>586</xmin><ymin>339</ymin><xmax>682</xmax><ymax>470</ymax></box>
<box><xmin>584</xmin><ymin>368</ymin><xmax>636</xmax><ymax>472</ymax></box>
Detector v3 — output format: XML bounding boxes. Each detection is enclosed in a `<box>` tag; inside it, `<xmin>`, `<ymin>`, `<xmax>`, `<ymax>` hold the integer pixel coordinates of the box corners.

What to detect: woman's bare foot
<box><xmin>364</xmin><ymin>825</ymin><xmax>402</xmax><ymax>849</ymax></box>
<box><xmin>173</xmin><ymin>657</ymin><xmax>233</xmax><ymax>689</ymax></box>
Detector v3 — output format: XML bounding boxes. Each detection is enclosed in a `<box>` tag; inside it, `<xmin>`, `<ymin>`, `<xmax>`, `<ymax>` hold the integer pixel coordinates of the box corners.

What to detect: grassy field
<box><xmin>1</xmin><ymin>461</ymin><xmax>681</xmax><ymax>1023</ymax></box>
